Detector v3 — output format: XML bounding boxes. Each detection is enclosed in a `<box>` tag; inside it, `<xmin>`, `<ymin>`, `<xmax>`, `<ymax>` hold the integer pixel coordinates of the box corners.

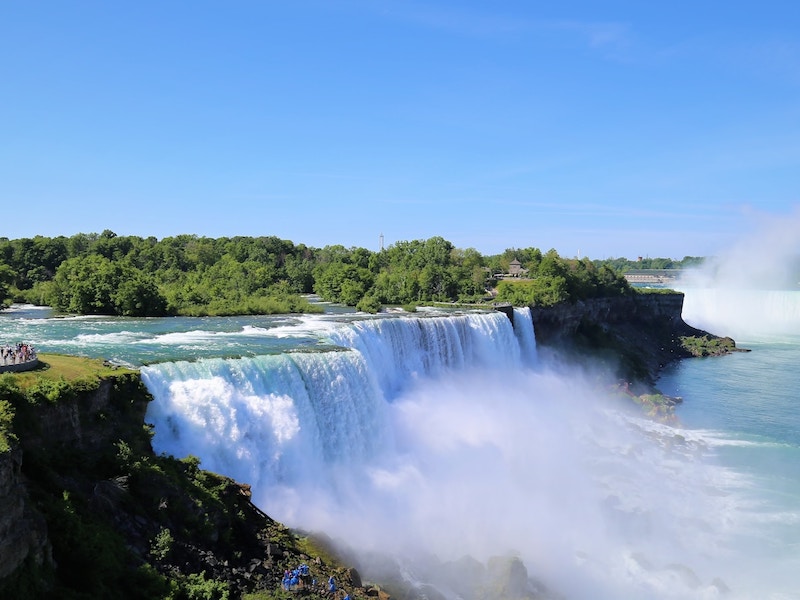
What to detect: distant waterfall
<box><xmin>142</xmin><ymin>311</ymin><xmax>537</xmax><ymax>492</ymax></box>
<box><xmin>680</xmin><ymin>288</ymin><xmax>800</xmax><ymax>339</ymax></box>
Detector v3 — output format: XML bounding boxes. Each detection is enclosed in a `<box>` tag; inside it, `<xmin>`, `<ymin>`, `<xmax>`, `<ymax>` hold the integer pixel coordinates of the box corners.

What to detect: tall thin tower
<box><xmin>379</xmin><ymin>232</ymin><xmax>384</xmax><ymax>251</ymax></box>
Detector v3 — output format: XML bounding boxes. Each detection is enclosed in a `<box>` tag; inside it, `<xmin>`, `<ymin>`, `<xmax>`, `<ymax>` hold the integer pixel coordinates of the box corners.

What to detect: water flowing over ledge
<box><xmin>680</xmin><ymin>287</ymin><xmax>800</xmax><ymax>340</ymax></box>
<box><xmin>141</xmin><ymin>309</ymin><xmax>537</xmax><ymax>490</ymax></box>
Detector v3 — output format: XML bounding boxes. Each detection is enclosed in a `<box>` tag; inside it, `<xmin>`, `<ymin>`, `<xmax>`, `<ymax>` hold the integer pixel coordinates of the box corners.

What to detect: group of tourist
<box><xmin>281</xmin><ymin>563</ymin><xmax>312</xmax><ymax>591</ymax></box>
<box><xmin>281</xmin><ymin>564</ymin><xmax>350</xmax><ymax>599</ymax></box>
<box><xmin>0</xmin><ymin>342</ymin><xmax>36</xmax><ymax>366</ymax></box>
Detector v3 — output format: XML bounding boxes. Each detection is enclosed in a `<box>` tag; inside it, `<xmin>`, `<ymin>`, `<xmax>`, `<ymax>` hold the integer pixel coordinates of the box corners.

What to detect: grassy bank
<box><xmin>9</xmin><ymin>353</ymin><xmax>134</xmax><ymax>386</ymax></box>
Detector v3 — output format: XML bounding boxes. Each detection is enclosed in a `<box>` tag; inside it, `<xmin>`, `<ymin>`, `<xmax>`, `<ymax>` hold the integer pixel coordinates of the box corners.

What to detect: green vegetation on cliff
<box><xmin>0</xmin><ymin>354</ymin><xmax>130</xmax><ymax>453</ymax></box>
<box><xmin>593</xmin><ymin>255</ymin><xmax>705</xmax><ymax>272</ymax></box>
<box><xmin>0</xmin><ymin>399</ymin><xmax>13</xmax><ymax>452</ymax></box>
<box><xmin>680</xmin><ymin>334</ymin><xmax>740</xmax><ymax>357</ymax></box>
<box><xmin>493</xmin><ymin>253</ymin><xmax>630</xmax><ymax>306</ymax></box>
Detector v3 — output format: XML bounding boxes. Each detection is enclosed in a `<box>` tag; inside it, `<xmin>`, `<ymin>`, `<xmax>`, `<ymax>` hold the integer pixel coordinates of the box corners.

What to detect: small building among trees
<box><xmin>508</xmin><ymin>259</ymin><xmax>528</xmax><ymax>277</ymax></box>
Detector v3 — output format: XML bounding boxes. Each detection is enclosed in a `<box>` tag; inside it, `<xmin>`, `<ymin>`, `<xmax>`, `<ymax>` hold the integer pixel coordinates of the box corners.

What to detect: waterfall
<box><xmin>513</xmin><ymin>307</ymin><xmax>537</xmax><ymax>366</ymax></box>
<box><xmin>679</xmin><ymin>287</ymin><xmax>800</xmax><ymax>340</ymax></box>
<box><xmin>136</xmin><ymin>306</ymin><xmax>768</xmax><ymax>598</ymax></box>
<box><xmin>142</xmin><ymin>310</ymin><xmax>536</xmax><ymax>496</ymax></box>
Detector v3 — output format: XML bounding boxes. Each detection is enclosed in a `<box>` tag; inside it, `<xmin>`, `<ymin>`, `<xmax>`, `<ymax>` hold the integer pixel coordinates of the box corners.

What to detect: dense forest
<box><xmin>0</xmin><ymin>231</ymin><xmax>694</xmax><ymax>316</ymax></box>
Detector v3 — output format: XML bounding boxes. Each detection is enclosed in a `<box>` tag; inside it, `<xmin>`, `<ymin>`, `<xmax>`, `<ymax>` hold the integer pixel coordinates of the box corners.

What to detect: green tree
<box><xmin>284</xmin><ymin>254</ymin><xmax>315</xmax><ymax>293</ymax></box>
<box><xmin>313</xmin><ymin>262</ymin><xmax>374</xmax><ymax>305</ymax></box>
<box><xmin>371</xmin><ymin>268</ymin><xmax>420</xmax><ymax>305</ymax></box>
<box><xmin>419</xmin><ymin>264</ymin><xmax>453</xmax><ymax>301</ymax></box>
<box><xmin>356</xmin><ymin>294</ymin><xmax>381</xmax><ymax>313</ymax></box>
<box><xmin>51</xmin><ymin>255</ymin><xmax>167</xmax><ymax>316</ymax></box>
<box><xmin>495</xmin><ymin>277</ymin><xmax>570</xmax><ymax>306</ymax></box>
<box><xmin>0</xmin><ymin>262</ymin><xmax>15</xmax><ymax>308</ymax></box>
<box><xmin>113</xmin><ymin>270</ymin><xmax>168</xmax><ymax>316</ymax></box>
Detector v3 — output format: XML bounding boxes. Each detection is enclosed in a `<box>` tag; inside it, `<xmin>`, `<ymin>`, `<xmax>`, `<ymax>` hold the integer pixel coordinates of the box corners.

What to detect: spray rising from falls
<box><xmin>677</xmin><ymin>208</ymin><xmax>800</xmax><ymax>340</ymax></box>
<box><xmin>142</xmin><ymin>308</ymin><xmax>778</xmax><ymax>598</ymax></box>
<box><xmin>679</xmin><ymin>287</ymin><xmax>800</xmax><ymax>339</ymax></box>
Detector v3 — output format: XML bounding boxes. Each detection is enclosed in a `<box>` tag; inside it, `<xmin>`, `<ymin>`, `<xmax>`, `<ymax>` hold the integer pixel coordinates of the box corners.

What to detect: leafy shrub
<box><xmin>356</xmin><ymin>295</ymin><xmax>381</xmax><ymax>313</ymax></box>
<box><xmin>25</xmin><ymin>377</ymin><xmax>76</xmax><ymax>404</ymax></box>
<box><xmin>0</xmin><ymin>399</ymin><xmax>15</xmax><ymax>452</ymax></box>
<box><xmin>151</xmin><ymin>527</ymin><xmax>175</xmax><ymax>561</ymax></box>
<box><xmin>177</xmin><ymin>571</ymin><xmax>231</xmax><ymax>600</ymax></box>
<box><xmin>495</xmin><ymin>276</ymin><xmax>570</xmax><ymax>307</ymax></box>
<box><xmin>680</xmin><ymin>335</ymin><xmax>737</xmax><ymax>357</ymax></box>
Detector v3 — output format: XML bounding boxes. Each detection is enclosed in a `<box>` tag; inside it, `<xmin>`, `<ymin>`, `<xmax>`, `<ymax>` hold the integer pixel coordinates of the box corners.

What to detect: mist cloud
<box><xmin>677</xmin><ymin>206</ymin><xmax>800</xmax><ymax>338</ymax></box>
<box><xmin>253</xmin><ymin>368</ymin><xmax>759</xmax><ymax>599</ymax></box>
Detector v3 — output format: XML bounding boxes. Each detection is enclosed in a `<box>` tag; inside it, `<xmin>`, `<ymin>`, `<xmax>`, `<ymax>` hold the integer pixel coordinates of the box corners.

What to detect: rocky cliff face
<box><xmin>0</xmin><ymin>374</ymin><xmax>148</xmax><ymax>585</ymax></box>
<box><xmin>530</xmin><ymin>292</ymin><xmax>689</xmax><ymax>339</ymax></box>
<box><xmin>19</xmin><ymin>376</ymin><xmax>150</xmax><ymax>457</ymax></box>
<box><xmin>0</xmin><ymin>448</ymin><xmax>49</xmax><ymax>579</ymax></box>
<box><xmin>529</xmin><ymin>292</ymin><xmax>719</xmax><ymax>388</ymax></box>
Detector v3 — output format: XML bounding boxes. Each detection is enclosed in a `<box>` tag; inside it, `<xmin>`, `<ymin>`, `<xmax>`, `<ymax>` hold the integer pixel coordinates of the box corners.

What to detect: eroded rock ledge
<box><xmin>528</xmin><ymin>292</ymin><xmax>740</xmax><ymax>388</ymax></box>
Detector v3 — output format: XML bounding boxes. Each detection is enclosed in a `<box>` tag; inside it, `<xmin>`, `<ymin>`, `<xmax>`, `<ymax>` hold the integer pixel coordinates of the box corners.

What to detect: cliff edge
<box><xmin>529</xmin><ymin>291</ymin><xmax>739</xmax><ymax>390</ymax></box>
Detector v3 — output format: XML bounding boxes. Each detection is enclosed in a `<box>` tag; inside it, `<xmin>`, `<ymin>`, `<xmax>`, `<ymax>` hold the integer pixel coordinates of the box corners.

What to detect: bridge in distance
<box><xmin>623</xmin><ymin>269</ymin><xmax>680</xmax><ymax>285</ymax></box>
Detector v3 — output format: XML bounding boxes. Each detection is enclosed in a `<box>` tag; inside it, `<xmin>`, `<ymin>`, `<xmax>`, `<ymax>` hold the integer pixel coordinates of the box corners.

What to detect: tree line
<box><xmin>599</xmin><ymin>256</ymin><xmax>705</xmax><ymax>272</ymax></box>
<box><xmin>0</xmin><ymin>230</ymin><xmax>667</xmax><ymax>316</ymax></box>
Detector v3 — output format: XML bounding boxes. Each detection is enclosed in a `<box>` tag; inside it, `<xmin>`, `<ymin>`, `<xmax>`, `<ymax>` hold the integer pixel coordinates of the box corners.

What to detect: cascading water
<box><xmin>679</xmin><ymin>287</ymin><xmax>800</xmax><ymax>340</ymax></box>
<box><xmin>513</xmin><ymin>307</ymin><xmax>538</xmax><ymax>366</ymax></box>
<box><xmin>142</xmin><ymin>310</ymin><xmax>537</xmax><ymax>506</ymax></box>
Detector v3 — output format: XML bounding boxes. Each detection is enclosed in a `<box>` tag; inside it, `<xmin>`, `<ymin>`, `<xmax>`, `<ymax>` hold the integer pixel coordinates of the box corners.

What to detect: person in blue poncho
<box><xmin>328</xmin><ymin>574</ymin><xmax>336</xmax><ymax>593</ymax></box>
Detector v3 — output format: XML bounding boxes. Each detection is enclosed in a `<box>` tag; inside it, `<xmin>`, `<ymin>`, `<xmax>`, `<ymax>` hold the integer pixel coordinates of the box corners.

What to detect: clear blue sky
<box><xmin>2</xmin><ymin>1</ymin><xmax>800</xmax><ymax>259</ymax></box>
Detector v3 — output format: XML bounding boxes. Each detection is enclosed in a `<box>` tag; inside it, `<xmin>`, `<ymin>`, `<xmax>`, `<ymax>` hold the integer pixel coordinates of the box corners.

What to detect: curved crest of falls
<box><xmin>141</xmin><ymin>309</ymin><xmax>536</xmax><ymax>489</ymax></box>
<box><xmin>679</xmin><ymin>286</ymin><xmax>800</xmax><ymax>341</ymax></box>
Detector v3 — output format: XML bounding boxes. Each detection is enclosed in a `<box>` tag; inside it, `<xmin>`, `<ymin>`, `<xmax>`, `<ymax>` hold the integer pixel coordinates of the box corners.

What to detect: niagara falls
<box><xmin>2</xmin><ymin>287</ymin><xmax>799</xmax><ymax>598</ymax></box>
<box><xmin>4</xmin><ymin>2</ymin><xmax>800</xmax><ymax>598</ymax></box>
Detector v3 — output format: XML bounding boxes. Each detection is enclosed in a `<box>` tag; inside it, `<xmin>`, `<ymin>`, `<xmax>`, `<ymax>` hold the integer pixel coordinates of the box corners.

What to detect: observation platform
<box><xmin>0</xmin><ymin>348</ymin><xmax>39</xmax><ymax>374</ymax></box>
